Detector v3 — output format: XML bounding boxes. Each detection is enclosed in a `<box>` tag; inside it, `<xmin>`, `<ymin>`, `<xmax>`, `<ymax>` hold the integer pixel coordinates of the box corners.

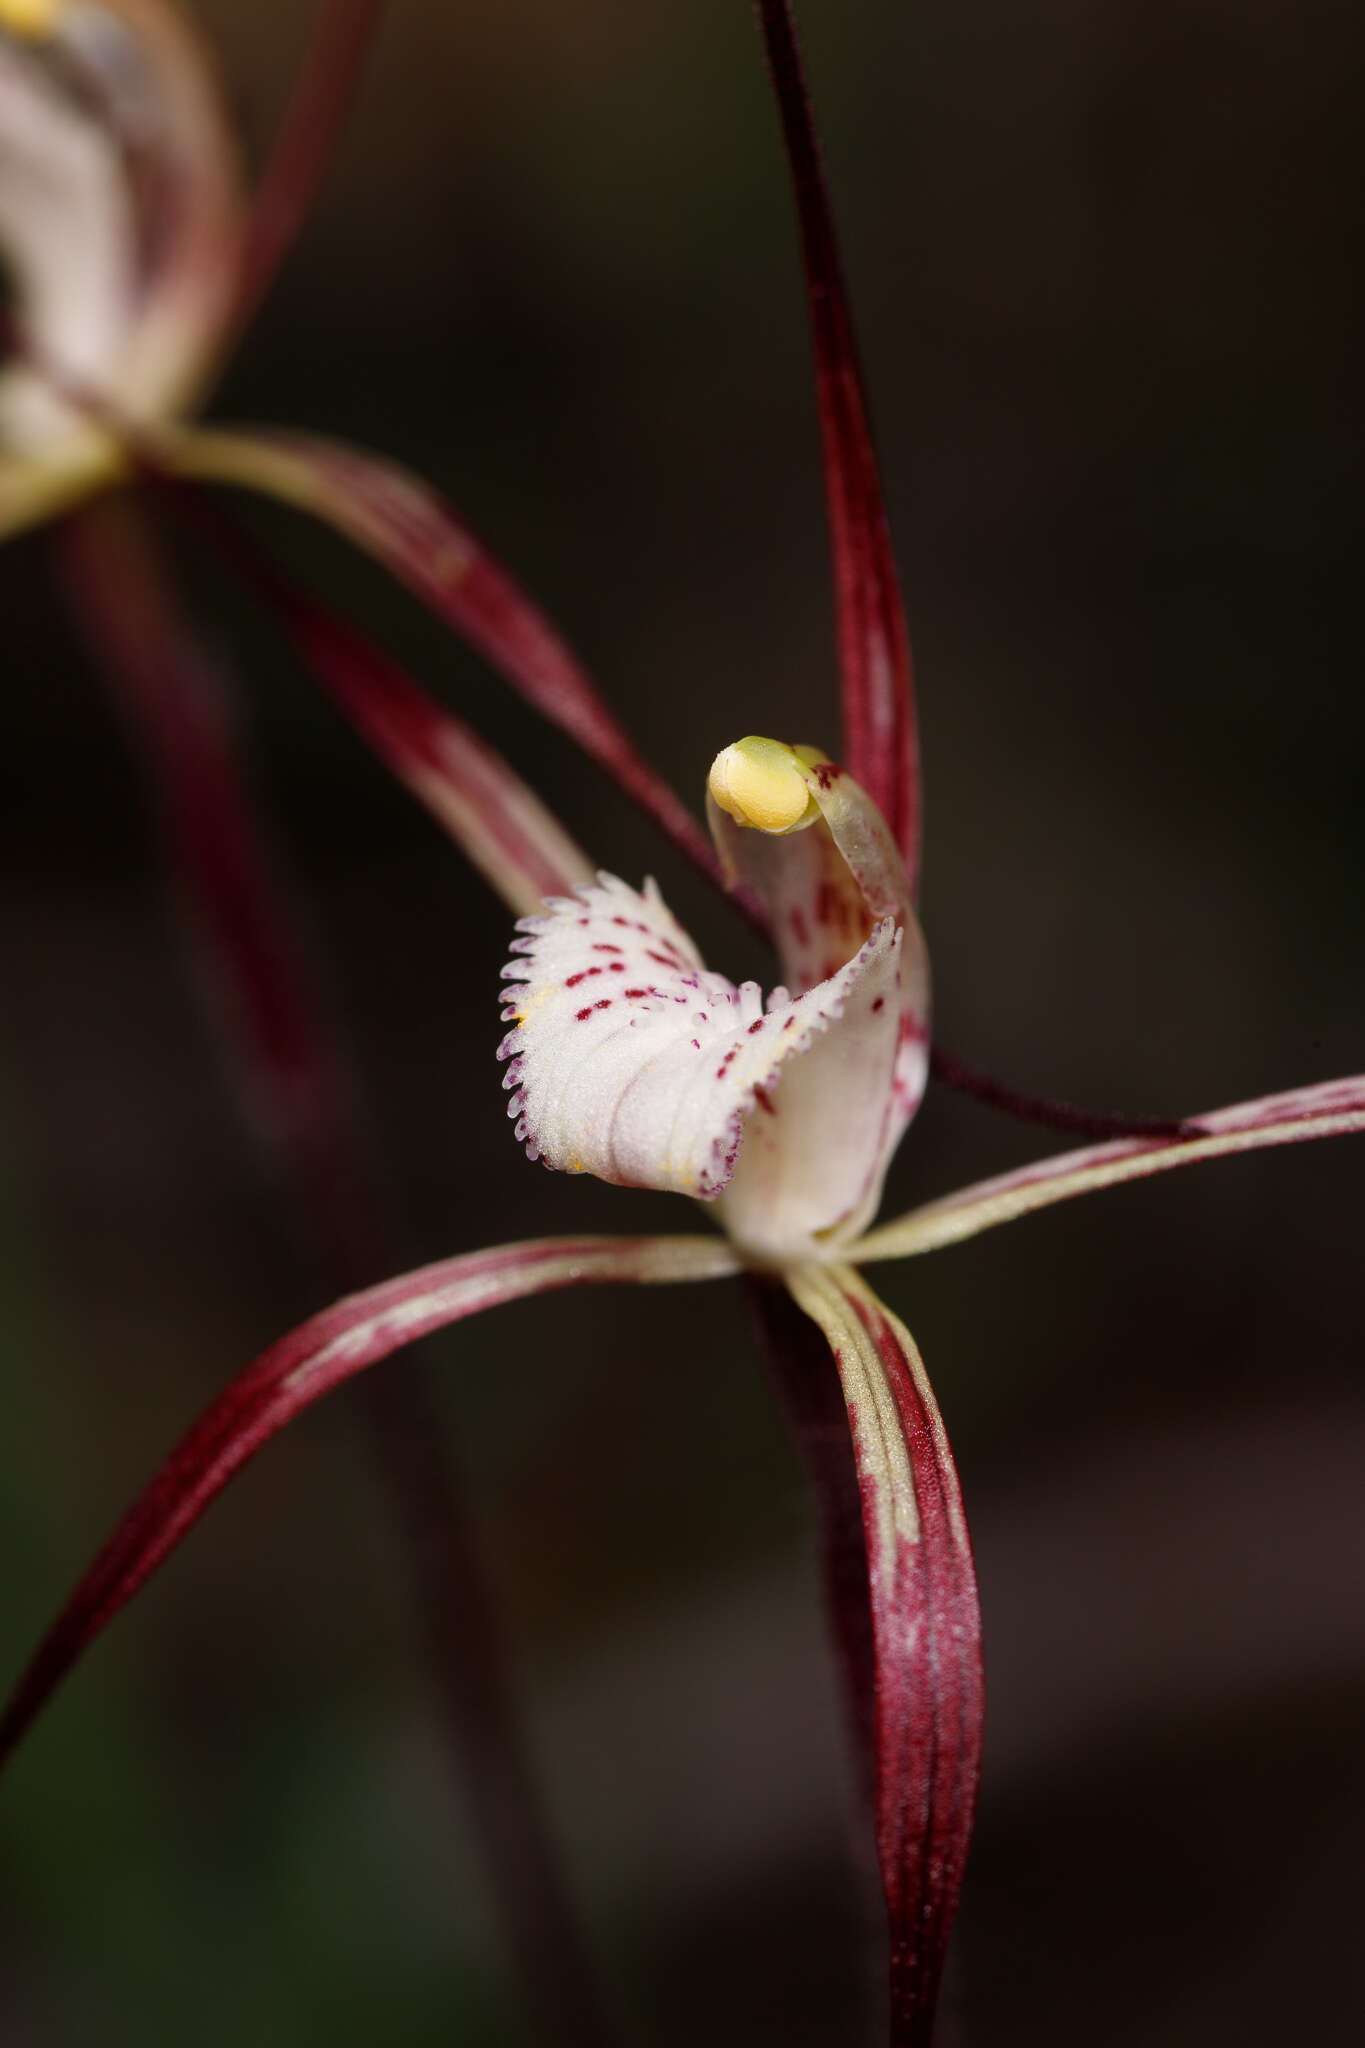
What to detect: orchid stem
<box><xmin>56</xmin><ymin>496</ymin><xmax>620</xmax><ymax>2048</ymax></box>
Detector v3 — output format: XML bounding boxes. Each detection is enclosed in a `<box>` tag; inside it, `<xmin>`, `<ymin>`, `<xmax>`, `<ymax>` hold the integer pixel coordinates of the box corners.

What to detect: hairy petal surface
<box><xmin>851</xmin><ymin>1074</ymin><xmax>1365</xmax><ymax>1262</ymax></box>
<box><xmin>756</xmin><ymin>2</ymin><xmax>920</xmax><ymax>884</ymax></box>
<box><xmin>785</xmin><ymin>1264</ymin><xmax>981</xmax><ymax>2047</ymax></box>
<box><xmin>157</xmin><ymin>424</ymin><xmax>724</xmax><ymax>892</ymax></box>
<box><xmin>499</xmin><ymin>873</ymin><xmax>902</xmax><ymax>1259</ymax></box>
<box><xmin>0</xmin><ymin>0</ymin><xmax>239</xmax><ymax>528</ymax></box>
<box><xmin>0</xmin><ymin>1233</ymin><xmax>737</xmax><ymax>1767</ymax></box>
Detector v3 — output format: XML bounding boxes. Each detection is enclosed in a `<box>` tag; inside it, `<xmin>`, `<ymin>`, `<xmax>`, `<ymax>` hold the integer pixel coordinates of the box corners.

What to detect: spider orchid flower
<box><xmin>2</xmin><ymin>5</ymin><xmax>1362</xmax><ymax>2046</ymax></box>
<box><xmin>0</xmin><ymin>0</ymin><xmax>238</xmax><ymax>530</ymax></box>
<box><xmin>3</xmin><ymin>720</ymin><xmax>1360</xmax><ymax>2041</ymax></box>
<box><xmin>500</xmin><ymin>737</ymin><xmax>930</xmax><ymax>1271</ymax></box>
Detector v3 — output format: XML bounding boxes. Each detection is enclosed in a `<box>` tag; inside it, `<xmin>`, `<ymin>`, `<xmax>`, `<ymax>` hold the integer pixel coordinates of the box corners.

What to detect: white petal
<box><xmin>0</xmin><ymin>1</ymin><xmax>238</xmax><ymax>480</ymax></box>
<box><xmin>498</xmin><ymin>874</ymin><xmax>903</xmax><ymax>1252</ymax></box>
<box><xmin>0</xmin><ymin>36</ymin><xmax>136</xmax><ymax>451</ymax></box>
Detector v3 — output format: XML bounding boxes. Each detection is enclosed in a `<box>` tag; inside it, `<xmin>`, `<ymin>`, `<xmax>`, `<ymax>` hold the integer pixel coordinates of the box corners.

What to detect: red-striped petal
<box><xmin>756</xmin><ymin>2</ymin><xmax>921</xmax><ymax>886</ymax></box>
<box><xmin>785</xmin><ymin>1263</ymin><xmax>982</xmax><ymax>2046</ymax></box>
<box><xmin>853</xmin><ymin>1074</ymin><xmax>1365</xmax><ymax>1262</ymax></box>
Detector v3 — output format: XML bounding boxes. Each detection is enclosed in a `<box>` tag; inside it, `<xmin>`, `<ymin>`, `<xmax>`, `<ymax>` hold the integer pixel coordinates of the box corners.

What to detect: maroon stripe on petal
<box><xmin>850</xmin><ymin>1285</ymin><xmax>983</xmax><ymax>2042</ymax></box>
<box><xmin>756</xmin><ymin>3</ymin><xmax>921</xmax><ymax>887</ymax></box>
<box><xmin>786</xmin><ymin>1266</ymin><xmax>982</xmax><ymax>2047</ymax></box>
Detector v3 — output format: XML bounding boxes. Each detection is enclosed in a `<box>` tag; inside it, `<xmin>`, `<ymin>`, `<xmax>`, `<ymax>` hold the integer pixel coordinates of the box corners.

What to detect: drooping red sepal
<box><xmin>161</xmin><ymin>426</ymin><xmax>726</xmax><ymax>896</ymax></box>
<box><xmin>0</xmin><ymin>1233</ymin><xmax>737</xmax><ymax>1769</ymax></box>
<box><xmin>756</xmin><ymin>2</ymin><xmax>921</xmax><ymax>888</ymax></box>
<box><xmin>145</xmin><ymin>482</ymin><xmax>595</xmax><ymax>915</ymax></box>
<box><xmin>785</xmin><ymin>1264</ymin><xmax>983</xmax><ymax>2046</ymax></box>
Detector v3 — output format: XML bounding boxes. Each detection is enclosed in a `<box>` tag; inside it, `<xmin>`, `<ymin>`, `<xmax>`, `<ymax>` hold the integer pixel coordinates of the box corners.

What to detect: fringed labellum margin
<box><xmin>498</xmin><ymin>738</ymin><xmax>929</xmax><ymax>1267</ymax></box>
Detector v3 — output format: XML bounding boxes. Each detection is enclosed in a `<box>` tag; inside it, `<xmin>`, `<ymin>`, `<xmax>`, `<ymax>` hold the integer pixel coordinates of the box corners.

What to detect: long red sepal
<box><xmin>756</xmin><ymin>1</ymin><xmax>921</xmax><ymax>887</ymax></box>
<box><xmin>164</xmin><ymin>427</ymin><xmax>729</xmax><ymax>901</ymax></box>
<box><xmin>787</xmin><ymin>1266</ymin><xmax>983</xmax><ymax>2047</ymax></box>
<box><xmin>152</xmin><ymin>481</ymin><xmax>595</xmax><ymax>912</ymax></box>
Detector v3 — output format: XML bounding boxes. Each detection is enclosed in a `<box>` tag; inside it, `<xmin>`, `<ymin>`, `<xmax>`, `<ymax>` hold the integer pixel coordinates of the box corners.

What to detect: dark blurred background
<box><xmin>1</xmin><ymin>1</ymin><xmax>1362</xmax><ymax>2041</ymax></box>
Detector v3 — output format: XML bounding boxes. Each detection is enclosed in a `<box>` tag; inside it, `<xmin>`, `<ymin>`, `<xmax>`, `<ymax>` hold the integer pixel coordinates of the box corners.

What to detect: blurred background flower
<box><xmin>0</xmin><ymin>3</ymin><xmax>1360</xmax><ymax>2042</ymax></box>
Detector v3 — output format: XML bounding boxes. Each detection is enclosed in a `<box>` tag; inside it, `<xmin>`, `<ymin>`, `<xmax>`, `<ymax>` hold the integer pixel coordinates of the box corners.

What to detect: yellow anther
<box><xmin>0</xmin><ymin>0</ymin><xmax>63</xmax><ymax>39</ymax></box>
<box><xmin>707</xmin><ymin>736</ymin><xmax>819</xmax><ymax>835</ymax></box>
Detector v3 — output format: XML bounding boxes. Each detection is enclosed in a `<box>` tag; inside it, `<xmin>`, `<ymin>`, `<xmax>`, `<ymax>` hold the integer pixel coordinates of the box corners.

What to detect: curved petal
<box><xmin>851</xmin><ymin>1074</ymin><xmax>1365</xmax><ymax>1262</ymax></box>
<box><xmin>156</xmin><ymin>424</ymin><xmax>727</xmax><ymax>896</ymax></box>
<box><xmin>755</xmin><ymin>2</ymin><xmax>921</xmax><ymax>886</ymax></box>
<box><xmin>0</xmin><ymin>0</ymin><xmax>240</xmax><ymax>526</ymax></box>
<box><xmin>785</xmin><ymin>1263</ymin><xmax>981</xmax><ymax>2047</ymax></box>
<box><xmin>0</xmin><ymin>1231</ymin><xmax>737</xmax><ymax>1768</ymax></box>
<box><xmin>499</xmin><ymin>872</ymin><xmax>903</xmax><ymax>1260</ymax></box>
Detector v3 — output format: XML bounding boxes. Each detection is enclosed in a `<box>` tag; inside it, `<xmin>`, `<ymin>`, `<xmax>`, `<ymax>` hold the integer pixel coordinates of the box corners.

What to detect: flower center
<box><xmin>707</xmin><ymin>735</ymin><xmax>821</xmax><ymax>836</ymax></box>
